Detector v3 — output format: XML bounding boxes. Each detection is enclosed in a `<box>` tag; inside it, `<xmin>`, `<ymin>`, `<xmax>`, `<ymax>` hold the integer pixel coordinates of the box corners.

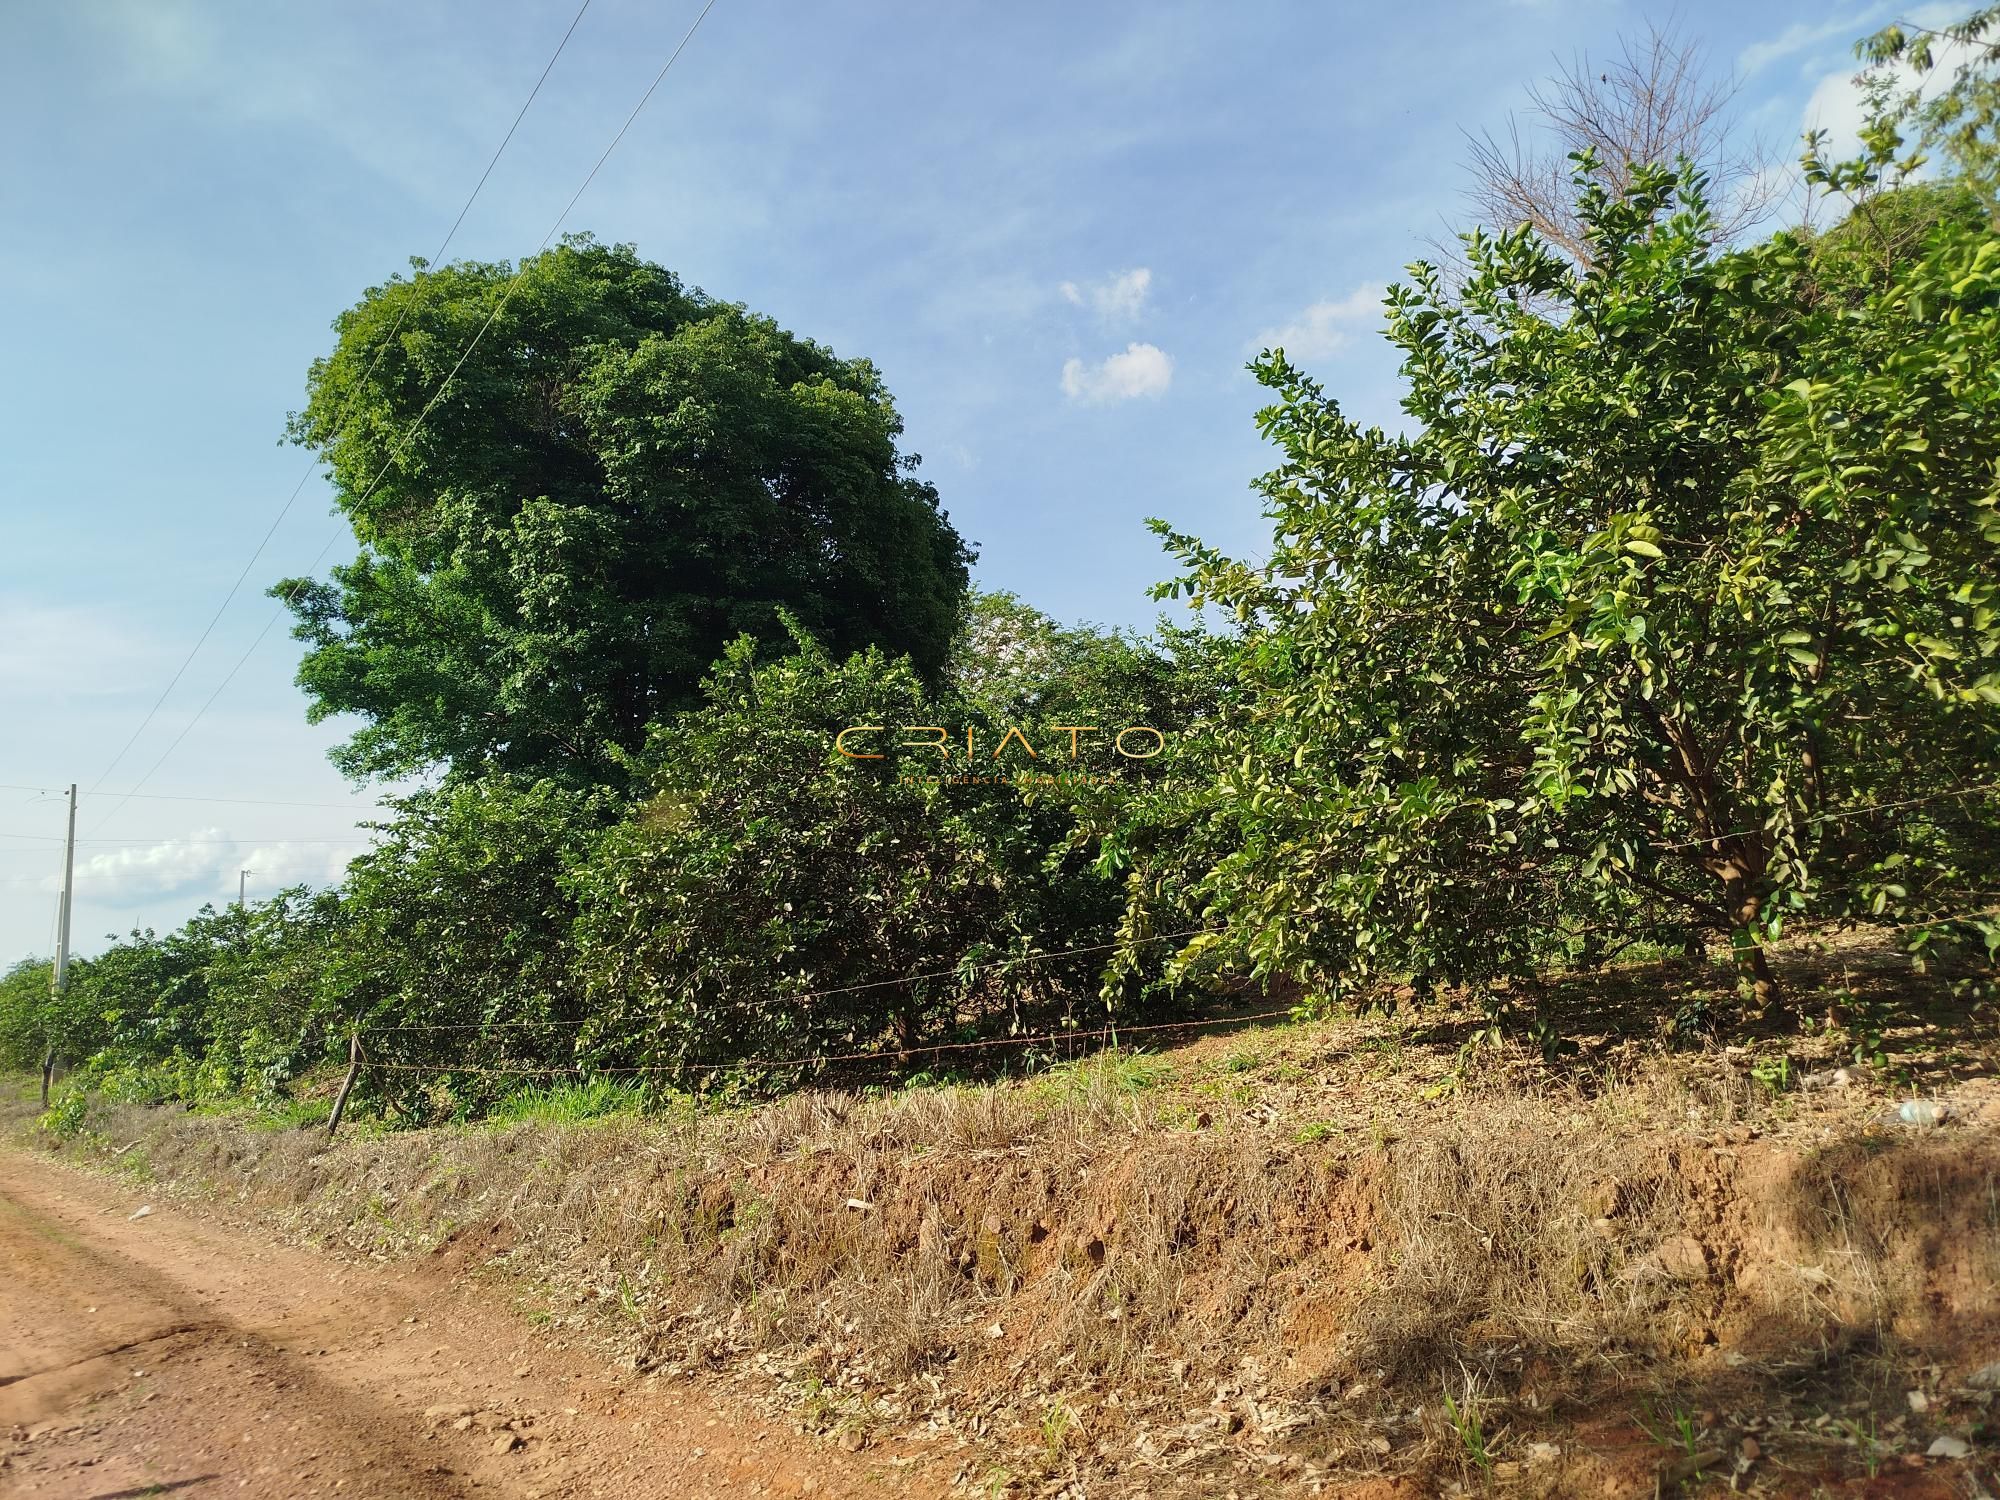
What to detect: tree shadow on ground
<box><xmin>1351</xmin><ymin>932</ymin><xmax>1995</xmax><ymax>1094</ymax></box>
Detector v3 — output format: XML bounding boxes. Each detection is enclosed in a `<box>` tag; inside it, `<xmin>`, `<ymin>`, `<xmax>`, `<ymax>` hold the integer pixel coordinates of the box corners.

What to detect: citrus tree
<box><xmin>1131</xmin><ymin>152</ymin><xmax>2000</xmax><ymax>1022</ymax></box>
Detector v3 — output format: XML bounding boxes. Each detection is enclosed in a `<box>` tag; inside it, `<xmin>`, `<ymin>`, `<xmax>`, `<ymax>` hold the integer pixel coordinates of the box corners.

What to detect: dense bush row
<box><xmin>5</xmin><ymin>597</ymin><xmax>1218</xmax><ymax>1119</ymax></box>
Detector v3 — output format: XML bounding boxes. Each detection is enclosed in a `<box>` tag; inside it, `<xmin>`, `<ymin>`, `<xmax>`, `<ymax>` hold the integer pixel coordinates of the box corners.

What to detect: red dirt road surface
<box><xmin>0</xmin><ymin>1151</ymin><xmax>937</xmax><ymax>1499</ymax></box>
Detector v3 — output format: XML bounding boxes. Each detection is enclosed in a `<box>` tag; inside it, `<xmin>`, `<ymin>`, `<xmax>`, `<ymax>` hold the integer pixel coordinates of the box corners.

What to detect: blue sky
<box><xmin>0</xmin><ymin>0</ymin><xmax>1920</xmax><ymax>962</ymax></box>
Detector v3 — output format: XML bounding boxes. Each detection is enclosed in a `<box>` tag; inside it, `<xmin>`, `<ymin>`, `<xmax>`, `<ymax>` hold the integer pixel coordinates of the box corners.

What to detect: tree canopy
<box><xmin>278</xmin><ymin>236</ymin><xmax>974</xmax><ymax>785</ymax></box>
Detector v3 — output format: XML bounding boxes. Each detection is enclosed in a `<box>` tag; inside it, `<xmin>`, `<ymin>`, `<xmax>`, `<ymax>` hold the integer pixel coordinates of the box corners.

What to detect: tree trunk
<box><xmin>1727</xmin><ymin>886</ymin><xmax>1779</xmax><ymax>1018</ymax></box>
<box><xmin>40</xmin><ymin>1048</ymin><xmax>54</xmax><ymax>1109</ymax></box>
<box><xmin>1739</xmin><ymin>936</ymin><xmax>1778</xmax><ymax>1016</ymax></box>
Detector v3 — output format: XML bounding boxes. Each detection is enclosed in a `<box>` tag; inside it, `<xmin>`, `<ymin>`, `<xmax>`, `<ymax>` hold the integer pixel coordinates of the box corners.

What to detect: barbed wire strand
<box><xmin>365</xmin><ymin>1004</ymin><xmax>1299</xmax><ymax>1080</ymax></box>
<box><xmin>1653</xmin><ymin>779</ymin><xmax>2000</xmax><ymax>853</ymax></box>
<box><xmin>360</xmin><ymin>926</ymin><xmax>1225</xmax><ymax>1033</ymax></box>
<box><xmin>345</xmin><ymin>902</ymin><xmax>2000</xmax><ymax>1066</ymax></box>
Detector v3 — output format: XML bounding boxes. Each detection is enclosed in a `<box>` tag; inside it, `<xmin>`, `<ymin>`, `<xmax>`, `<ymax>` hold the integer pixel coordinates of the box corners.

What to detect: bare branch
<box><xmin>1459</xmin><ymin>22</ymin><xmax>1785</xmax><ymax>263</ymax></box>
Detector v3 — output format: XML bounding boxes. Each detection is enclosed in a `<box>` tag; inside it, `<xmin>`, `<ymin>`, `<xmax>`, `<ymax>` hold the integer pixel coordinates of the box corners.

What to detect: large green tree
<box><xmin>279</xmin><ymin>237</ymin><xmax>973</xmax><ymax>784</ymax></box>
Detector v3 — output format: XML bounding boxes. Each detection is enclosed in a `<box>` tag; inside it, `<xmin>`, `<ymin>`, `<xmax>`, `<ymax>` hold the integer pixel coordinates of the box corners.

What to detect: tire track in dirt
<box><xmin>0</xmin><ymin>1150</ymin><xmax>937</xmax><ymax>1499</ymax></box>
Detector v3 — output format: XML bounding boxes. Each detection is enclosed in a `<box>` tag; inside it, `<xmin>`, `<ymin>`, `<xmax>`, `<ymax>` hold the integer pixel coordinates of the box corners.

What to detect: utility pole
<box><xmin>43</xmin><ymin>783</ymin><xmax>76</xmax><ymax>1109</ymax></box>
<box><xmin>238</xmin><ymin>868</ymin><xmax>251</xmax><ymax>911</ymax></box>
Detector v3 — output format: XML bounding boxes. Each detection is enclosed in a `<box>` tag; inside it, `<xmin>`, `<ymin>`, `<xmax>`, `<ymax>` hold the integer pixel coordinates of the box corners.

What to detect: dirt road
<box><xmin>0</xmin><ymin>1150</ymin><xmax>935</xmax><ymax>1499</ymax></box>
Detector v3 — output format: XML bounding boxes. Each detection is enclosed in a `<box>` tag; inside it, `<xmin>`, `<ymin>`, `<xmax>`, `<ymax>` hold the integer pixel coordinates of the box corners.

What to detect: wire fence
<box><xmin>1650</xmin><ymin>779</ymin><xmax>2000</xmax><ymax>854</ymax></box>
<box><xmin>356</xmin><ymin>927</ymin><xmax>1227</xmax><ymax>1034</ymax></box>
<box><xmin>362</xmin><ymin>1005</ymin><xmax>1300</xmax><ymax>1083</ymax></box>
<box><xmin>306</xmin><ymin>896</ymin><xmax>2000</xmax><ymax>1130</ymax></box>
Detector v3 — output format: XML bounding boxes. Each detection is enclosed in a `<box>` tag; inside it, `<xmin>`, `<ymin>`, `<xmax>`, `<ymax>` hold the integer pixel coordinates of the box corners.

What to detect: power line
<box><xmin>85</xmin><ymin>0</ymin><xmax>723</xmax><ymax>835</ymax></box>
<box><xmin>0</xmin><ymin>784</ymin><xmax>389</xmax><ymax>811</ymax></box>
<box><xmin>85</xmin><ymin>551</ymin><xmax>333</xmax><ymax>837</ymax></box>
<box><xmin>84</xmin><ymin>0</ymin><xmax>598</xmax><ymax>802</ymax></box>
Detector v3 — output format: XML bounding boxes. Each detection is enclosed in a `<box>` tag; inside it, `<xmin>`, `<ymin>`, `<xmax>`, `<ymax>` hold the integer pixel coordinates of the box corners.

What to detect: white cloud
<box><xmin>1739</xmin><ymin>13</ymin><xmax>1879</xmax><ymax>77</ymax></box>
<box><xmin>1254</xmin><ymin>283</ymin><xmax>1385</xmax><ymax>361</ymax></box>
<box><xmin>1058</xmin><ymin>267</ymin><xmax>1153</xmax><ymax>322</ymax></box>
<box><xmin>57</xmin><ymin>828</ymin><xmax>235</xmax><ymax>903</ymax></box>
<box><xmin>1059</xmin><ymin>343</ymin><xmax>1175</xmax><ymax>403</ymax></box>
<box><xmin>239</xmin><ymin>840</ymin><xmax>361</xmax><ymax>892</ymax></box>
<box><xmin>1801</xmin><ymin>69</ymin><xmax>1873</xmax><ymax>164</ymax></box>
<box><xmin>48</xmin><ymin>830</ymin><xmax>362</xmax><ymax>905</ymax></box>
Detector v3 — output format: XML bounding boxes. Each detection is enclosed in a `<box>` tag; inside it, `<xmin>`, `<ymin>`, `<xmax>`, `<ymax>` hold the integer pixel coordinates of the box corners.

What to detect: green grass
<box><xmin>1636</xmin><ymin>1396</ymin><xmax>1701</xmax><ymax>1460</ymax></box>
<box><xmin>1039</xmin><ymin>1399</ymin><xmax>1079</xmax><ymax>1464</ymax></box>
<box><xmin>244</xmin><ymin>1095</ymin><xmax>335</xmax><ymax>1131</ymax></box>
<box><xmin>1441</xmin><ymin>1387</ymin><xmax>1493</xmax><ymax>1475</ymax></box>
<box><xmin>1836</xmin><ymin>1414</ymin><xmax>1882</xmax><ymax>1479</ymax></box>
<box><xmin>486</xmin><ymin>1078</ymin><xmax>647</xmax><ymax>1124</ymax></box>
<box><xmin>1031</xmin><ymin>1048</ymin><xmax>1175</xmax><ymax>1100</ymax></box>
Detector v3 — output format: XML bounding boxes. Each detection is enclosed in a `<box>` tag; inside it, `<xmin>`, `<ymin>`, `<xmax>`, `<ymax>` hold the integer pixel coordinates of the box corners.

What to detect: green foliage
<box><xmin>1808</xmin><ymin>181</ymin><xmax>1993</xmax><ymax>290</ymax></box>
<box><xmin>1129</xmin><ymin>150</ymin><xmax>2000</xmax><ymax>1021</ymax></box>
<box><xmin>21</xmin><ymin>14</ymin><xmax>1998</xmax><ymax>1123</ymax></box>
<box><xmin>9</xmin><ymin>606</ymin><xmax>1215</xmax><ymax>1114</ymax></box>
<box><xmin>1856</xmin><ymin>8</ymin><xmax>2000</xmax><ymax>207</ymax></box>
<box><xmin>40</xmin><ymin>891</ymin><xmax>343</xmax><ymax>1100</ymax></box>
<box><xmin>39</xmin><ymin>1085</ymin><xmax>91</xmax><ymax>1141</ymax></box>
<box><xmin>277</xmin><ymin>236</ymin><xmax>973</xmax><ymax>786</ymax></box>
<box><xmin>1440</xmin><ymin>1387</ymin><xmax>1493</xmax><ymax>1475</ymax></box>
<box><xmin>0</xmin><ymin>957</ymin><xmax>56</xmax><ymax>1072</ymax></box>
<box><xmin>327</xmin><ymin>776</ymin><xmax>612</xmax><ymax>1117</ymax></box>
<box><xmin>950</xmin><ymin>590</ymin><xmax>1214</xmax><ymax>741</ymax></box>
<box><xmin>484</xmin><ymin>1078</ymin><xmax>647</xmax><ymax>1125</ymax></box>
<box><xmin>567</xmin><ymin>620</ymin><xmax>1130</xmax><ymax>1080</ymax></box>
<box><xmin>1636</xmin><ymin>1396</ymin><xmax>1702</xmax><ymax>1460</ymax></box>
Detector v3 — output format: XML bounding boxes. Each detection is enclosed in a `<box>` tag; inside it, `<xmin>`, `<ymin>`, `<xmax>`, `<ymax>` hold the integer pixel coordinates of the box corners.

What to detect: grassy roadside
<box><xmin>9</xmin><ymin>937</ymin><xmax>2000</xmax><ymax>1498</ymax></box>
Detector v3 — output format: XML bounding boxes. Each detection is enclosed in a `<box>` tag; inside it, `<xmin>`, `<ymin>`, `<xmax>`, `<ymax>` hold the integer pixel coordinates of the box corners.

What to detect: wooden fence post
<box><xmin>327</xmin><ymin>1031</ymin><xmax>362</xmax><ymax>1138</ymax></box>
